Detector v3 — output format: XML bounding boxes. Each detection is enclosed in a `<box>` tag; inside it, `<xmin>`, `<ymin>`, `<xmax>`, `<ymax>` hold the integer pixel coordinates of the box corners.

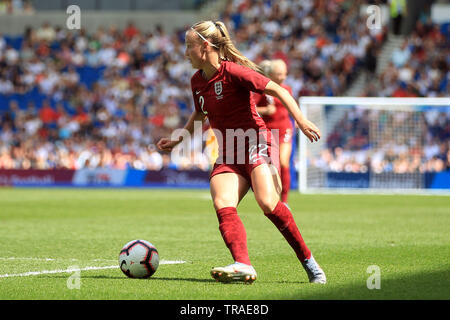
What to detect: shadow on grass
<box><xmin>282</xmin><ymin>269</ymin><xmax>450</xmax><ymax>300</ymax></box>
<box><xmin>146</xmin><ymin>277</ymin><xmax>212</xmax><ymax>283</ymax></box>
<box><xmin>78</xmin><ymin>276</ymin><xmax>309</xmax><ymax>285</ymax></box>
<box><xmin>39</xmin><ymin>274</ymin><xmax>306</xmax><ymax>285</ymax></box>
<box><xmin>77</xmin><ymin>275</ymin><xmax>267</xmax><ymax>284</ymax></box>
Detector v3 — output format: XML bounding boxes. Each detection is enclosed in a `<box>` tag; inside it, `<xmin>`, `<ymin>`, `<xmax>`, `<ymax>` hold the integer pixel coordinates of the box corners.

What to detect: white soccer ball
<box><xmin>119</xmin><ymin>240</ymin><xmax>159</xmax><ymax>278</ymax></box>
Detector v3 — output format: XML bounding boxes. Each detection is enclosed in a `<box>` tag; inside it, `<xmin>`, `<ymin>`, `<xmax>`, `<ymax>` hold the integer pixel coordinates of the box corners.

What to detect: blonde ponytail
<box><xmin>190</xmin><ymin>20</ymin><xmax>262</xmax><ymax>73</ymax></box>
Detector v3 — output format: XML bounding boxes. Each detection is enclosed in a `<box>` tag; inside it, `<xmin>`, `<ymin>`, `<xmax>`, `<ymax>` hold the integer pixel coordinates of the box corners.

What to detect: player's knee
<box><xmin>213</xmin><ymin>195</ymin><xmax>237</xmax><ymax>211</ymax></box>
<box><xmin>255</xmin><ymin>195</ymin><xmax>278</xmax><ymax>213</ymax></box>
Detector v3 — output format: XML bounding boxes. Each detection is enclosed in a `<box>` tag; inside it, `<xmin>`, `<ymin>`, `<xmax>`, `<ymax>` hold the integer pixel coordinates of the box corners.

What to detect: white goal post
<box><xmin>297</xmin><ymin>97</ymin><xmax>450</xmax><ymax>194</ymax></box>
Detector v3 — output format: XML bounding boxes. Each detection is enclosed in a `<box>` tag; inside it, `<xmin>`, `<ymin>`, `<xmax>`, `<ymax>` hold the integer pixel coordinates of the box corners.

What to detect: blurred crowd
<box><xmin>0</xmin><ymin>0</ymin><xmax>448</xmax><ymax>173</ymax></box>
<box><xmin>0</xmin><ymin>21</ymin><xmax>201</xmax><ymax>170</ymax></box>
<box><xmin>363</xmin><ymin>18</ymin><xmax>449</xmax><ymax>98</ymax></box>
<box><xmin>222</xmin><ymin>0</ymin><xmax>387</xmax><ymax>97</ymax></box>
<box><xmin>0</xmin><ymin>0</ymin><xmax>34</xmax><ymax>14</ymax></box>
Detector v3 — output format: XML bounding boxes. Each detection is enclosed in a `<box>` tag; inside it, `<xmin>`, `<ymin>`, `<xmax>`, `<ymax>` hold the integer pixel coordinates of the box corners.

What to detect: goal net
<box><xmin>297</xmin><ymin>97</ymin><xmax>450</xmax><ymax>194</ymax></box>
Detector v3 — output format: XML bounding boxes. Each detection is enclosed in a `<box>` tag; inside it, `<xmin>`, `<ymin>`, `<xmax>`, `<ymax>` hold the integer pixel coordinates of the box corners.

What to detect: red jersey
<box><xmin>191</xmin><ymin>61</ymin><xmax>269</xmax><ymax>132</ymax></box>
<box><xmin>253</xmin><ymin>83</ymin><xmax>293</xmax><ymax>130</ymax></box>
<box><xmin>191</xmin><ymin>61</ymin><xmax>274</xmax><ymax>168</ymax></box>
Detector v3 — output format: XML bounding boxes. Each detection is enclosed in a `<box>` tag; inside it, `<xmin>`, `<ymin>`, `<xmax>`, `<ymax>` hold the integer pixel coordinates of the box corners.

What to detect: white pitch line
<box><xmin>159</xmin><ymin>260</ymin><xmax>187</xmax><ymax>265</ymax></box>
<box><xmin>0</xmin><ymin>260</ymin><xmax>186</xmax><ymax>278</ymax></box>
<box><xmin>0</xmin><ymin>257</ymin><xmax>120</xmax><ymax>262</ymax></box>
<box><xmin>0</xmin><ymin>265</ymin><xmax>117</xmax><ymax>278</ymax></box>
<box><xmin>0</xmin><ymin>257</ymin><xmax>58</xmax><ymax>261</ymax></box>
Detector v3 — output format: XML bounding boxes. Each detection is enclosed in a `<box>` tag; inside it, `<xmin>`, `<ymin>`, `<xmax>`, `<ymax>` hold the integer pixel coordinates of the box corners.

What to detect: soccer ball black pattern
<box><xmin>119</xmin><ymin>240</ymin><xmax>159</xmax><ymax>278</ymax></box>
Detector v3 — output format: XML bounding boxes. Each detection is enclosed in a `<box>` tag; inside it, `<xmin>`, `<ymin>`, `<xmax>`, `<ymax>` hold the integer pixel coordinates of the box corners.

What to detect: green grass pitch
<box><xmin>0</xmin><ymin>188</ymin><xmax>449</xmax><ymax>300</ymax></box>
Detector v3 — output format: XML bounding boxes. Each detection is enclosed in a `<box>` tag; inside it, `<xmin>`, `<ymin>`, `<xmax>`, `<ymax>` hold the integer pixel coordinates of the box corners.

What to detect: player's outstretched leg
<box><xmin>252</xmin><ymin>164</ymin><xmax>326</xmax><ymax>284</ymax></box>
<box><xmin>264</xmin><ymin>201</ymin><xmax>326</xmax><ymax>284</ymax></box>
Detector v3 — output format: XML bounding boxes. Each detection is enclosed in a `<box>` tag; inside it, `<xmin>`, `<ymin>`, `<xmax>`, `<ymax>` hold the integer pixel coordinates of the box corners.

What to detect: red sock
<box><xmin>216</xmin><ymin>207</ymin><xmax>251</xmax><ymax>265</ymax></box>
<box><xmin>264</xmin><ymin>201</ymin><xmax>311</xmax><ymax>261</ymax></box>
<box><xmin>280</xmin><ymin>166</ymin><xmax>290</xmax><ymax>203</ymax></box>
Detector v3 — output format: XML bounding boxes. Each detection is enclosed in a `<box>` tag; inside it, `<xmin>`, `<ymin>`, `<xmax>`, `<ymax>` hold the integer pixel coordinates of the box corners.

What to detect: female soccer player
<box><xmin>255</xmin><ymin>59</ymin><xmax>294</xmax><ymax>205</ymax></box>
<box><xmin>157</xmin><ymin>20</ymin><xmax>326</xmax><ymax>284</ymax></box>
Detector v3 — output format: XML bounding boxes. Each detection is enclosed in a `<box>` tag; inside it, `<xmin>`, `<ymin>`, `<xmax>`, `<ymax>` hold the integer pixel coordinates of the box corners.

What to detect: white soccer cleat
<box><xmin>210</xmin><ymin>262</ymin><xmax>257</xmax><ymax>284</ymax></box>
<box><xmin>301</xmin><ymin>255</ymin><xmax>327</xmax><ymax>284</ymax></box>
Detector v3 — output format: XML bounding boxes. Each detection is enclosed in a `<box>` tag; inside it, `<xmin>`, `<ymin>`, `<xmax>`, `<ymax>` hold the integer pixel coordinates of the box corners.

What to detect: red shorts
<box><xmin>278</xmin><ymin>126</ymin><xmax>293</xmax><ymax>144</ymax></box>
<box><xmin>210</xmin><ymin>129</ymin><xmax>280</xmax><ymax>184</ymax></box>
<box><xmin>265</xmin><ymin>121</ymin><xmax>294</xmax><ymax>144</ymax></box>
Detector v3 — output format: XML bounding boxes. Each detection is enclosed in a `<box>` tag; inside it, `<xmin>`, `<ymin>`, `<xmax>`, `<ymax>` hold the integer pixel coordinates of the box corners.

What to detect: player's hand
<box><xmin>298</xmin><ymin>119</ymin><xmax>321</xmax><ymax>143</ymax></box>
<box><xmin>156</xmin><ymin>136</ymin><xmax>183</xmax><ymax>152</ymax></box>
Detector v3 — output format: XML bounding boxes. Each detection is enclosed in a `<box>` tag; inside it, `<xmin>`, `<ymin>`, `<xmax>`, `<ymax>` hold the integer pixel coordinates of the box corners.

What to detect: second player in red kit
<box><xmin>254</xmin><ymin>59</ymin><xmax>294</xmax><ymax>205</ymax></box>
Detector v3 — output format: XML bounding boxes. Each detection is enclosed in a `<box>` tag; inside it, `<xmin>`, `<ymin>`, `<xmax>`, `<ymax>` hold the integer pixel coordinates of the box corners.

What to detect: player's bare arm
<box><xmin>256</xmin><ymin>104</ymin><xmax>276</xmax><ymax>116</ymax></box>
<box><xmin>156</xmin><ymin>110</ymin><xmax>206</xmax><ymax>152</ymax></box>
<box><xmin>264</xmin><ymin>80</ymin><xmax>321</xmax><ymax>143</ymax></box>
